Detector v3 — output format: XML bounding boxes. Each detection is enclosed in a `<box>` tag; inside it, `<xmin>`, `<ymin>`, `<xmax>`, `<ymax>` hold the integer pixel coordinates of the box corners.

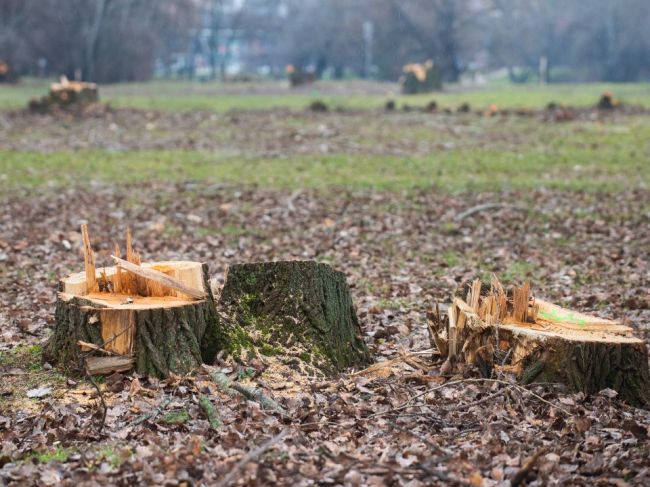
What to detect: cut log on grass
<box><xmin>218</xmin><ymin>261</ymin><xmax>371</xmax><ymax>373</ymax></box>
<box><xmin>44</xmin><ymin>226</ymin><xmax>221</xmax><ymax>377</ymax></box>
<box><xmin>430</xmin><ymin>277</ymin><xmax>650</xmax><ymax>408</ymax></box>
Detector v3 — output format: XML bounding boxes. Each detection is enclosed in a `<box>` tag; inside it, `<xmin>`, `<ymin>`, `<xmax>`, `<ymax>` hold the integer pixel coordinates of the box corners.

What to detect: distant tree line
<box><xmin>1</xmin><ymin>0</ymin><xmax>649</xmax><ymax>83</ymax></box>
<box><xmin>0</xmin><ymin>0</ymin><xmax>195</xmax><ymax>83</ymax></box>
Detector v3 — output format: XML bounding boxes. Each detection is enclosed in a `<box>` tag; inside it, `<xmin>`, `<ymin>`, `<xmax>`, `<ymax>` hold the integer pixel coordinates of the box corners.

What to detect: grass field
<box><xmin>2</xmin><ymin>78</ymin><xmax>650</xmax><ymax>112</ymax></box>
<box><xmin>1</xmin><ymin>79</ymin><xmax>650</xmax><ymax>193</ymax></box>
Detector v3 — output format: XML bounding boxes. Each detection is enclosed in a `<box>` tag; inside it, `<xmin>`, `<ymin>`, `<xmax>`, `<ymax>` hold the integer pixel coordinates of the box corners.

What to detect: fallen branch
<box><xmin>454</xmin><ymin>203</ymin><xmax>527</xmax><ymax>222</ymax></box>
<box><xmin>86</xmin><ymin>371</ymin><xmax>107</xmax><ymax>435</ymax></box>
<box><xmin>215</xmin><ymin>429</ymin><xmax>288</xmax><ymax>487</ymax></box>
<box><xmin>85</xmin><ymin>356</ymin><xmax>133</xmax><ymax>375</ymax></box>
<box><xmin>207</xmin><ymin>369</ymin><xmax>288</xmax><ymax>417</ymax></box>
<box><xmin>199</xmin><ymin>394</ymin><xmax>222</xmax><ymax>429</ymax></box>
<box><xmin>111</xmin><ymin>255</ymin><xmax>207</xmax><ymax>300</ymax></box>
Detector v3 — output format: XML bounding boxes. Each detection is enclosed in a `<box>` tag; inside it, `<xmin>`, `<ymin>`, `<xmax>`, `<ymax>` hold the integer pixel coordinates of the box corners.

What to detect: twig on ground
<box><xmin>215</xmin><ymin>429</ymin><xmax>288</xmax><ymax>487</ymax></box>
<box><xmin>207</xmin><ymin>368</ymin><xmax>288</xmax><ymax>417</ymax></box>
<box><xmin>86</xmin><ymin>371</ymin><xmax>107</xmax><ymax>435</ymax></box>
<box><xmin>367</xmin><ymin>378</ymin><xmax>572</xmax><ymax>419</ymax></box>
<box><xmin>455</xmin><ymin>203</ymin><xmax>528</xmax><ymax>222</ymax></box>
<box><xmin>510</xmin><ymin>447</ymin><xmax>548</xmax><ymax>487</ymax></box>
<box><xmin>132</xmin><ymin>395</ymin><xmax>173</xmax><ymax>426</ymax></box>
<box><xmin>443</xmin><ymin>386</ymin><xmax>512</xmax><ymax>413</ymax></box>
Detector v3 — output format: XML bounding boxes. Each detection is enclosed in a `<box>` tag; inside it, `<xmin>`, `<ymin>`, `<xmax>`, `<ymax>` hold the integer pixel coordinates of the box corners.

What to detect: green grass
<box><xmin>0</xmin><ymin>345</ymin><xmax>43</xmax><ymax>371</ymax></box>
<box><xmin>2</xmin><ymin>78</ymin><xmax>650</xmax><ymax>112</ymax></box>
<box><xmin>28</xmin><ymin>447</ymin><xmax>71</xmax><ymax>464</ymax></box>
<box><xmin>2</xmin><ymin>135</ymin><xmax>647</xmax><ymax>192</ymax></box>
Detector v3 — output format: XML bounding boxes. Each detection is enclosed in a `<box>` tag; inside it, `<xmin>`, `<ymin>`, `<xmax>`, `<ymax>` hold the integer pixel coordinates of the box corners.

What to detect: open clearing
<box><xmin>1</xmin><ymin>81</ymin><xmax>649</xmax><ymax>486</ymax></box>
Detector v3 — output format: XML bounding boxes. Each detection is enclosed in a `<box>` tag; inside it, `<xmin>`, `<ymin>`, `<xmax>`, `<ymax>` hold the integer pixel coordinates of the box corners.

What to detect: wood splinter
<box><xmin>111</xmin><ymin>255</ymin><xmax>207</xmax><ymax>300</ymax></box>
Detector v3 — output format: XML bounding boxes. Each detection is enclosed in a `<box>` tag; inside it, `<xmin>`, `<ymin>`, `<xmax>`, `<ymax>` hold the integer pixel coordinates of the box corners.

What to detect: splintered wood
<box><xmin>429</xmin><ymin>276</ymin><xmax>650</xmax><ymax>407</ymax></box>
<box><xmin>48</xmin><ymin>225</ymin><xmax>213</xmax><ymax>376</ymax></box>
<box><xmin>111</xmin><ymin>256</ymin><xmax>207</xmax><ymax>300</ymax></box>
<box><xmin>80</xmin><ymin>224</ymin><xmax>97</xmax><ymax>293</ymax></box>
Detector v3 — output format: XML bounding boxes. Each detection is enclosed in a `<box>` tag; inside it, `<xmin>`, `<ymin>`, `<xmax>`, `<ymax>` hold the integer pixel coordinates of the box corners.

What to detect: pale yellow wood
<box><xmin>85</xmin><ymin>356</ymin><xmax>133</xmax><ymax>375</ymax></box>
<box><xmin>80</xmin><ymin>224</ymin><xmax>97</xmax><ymax>294</ymax></box>
<box><xmin>111</xmin><ymin>256</ymin><xmax>207</xmax><ymax>300</ymax></box>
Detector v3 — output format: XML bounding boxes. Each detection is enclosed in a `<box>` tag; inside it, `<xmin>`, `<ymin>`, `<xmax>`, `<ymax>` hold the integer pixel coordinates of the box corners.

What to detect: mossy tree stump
<box><xmin>44</xmin><ymin>226</ymin><xmax>220</xmax><ymax>377</ymax></box>
<box><xmin>217</xmin><ymin>261</ymin><xmax>371</xmax><ymax>373</ymax></box>
<box><xmin>431</xmin><ymin>278</ymin><xmax>650</xmax><ymax>408</ymax></box>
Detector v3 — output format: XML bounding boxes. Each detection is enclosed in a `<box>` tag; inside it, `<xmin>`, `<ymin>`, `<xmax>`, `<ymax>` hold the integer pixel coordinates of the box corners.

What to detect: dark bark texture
<box><xmin>517</xmin><ymin>334</ymin><xmax>650</xmax><ymax>408</ymax></box>
<box><xmin>478</xmin><ymin>327</ymin><xmax>650</xmax><ymax>409</ymax></box>
<box><xmin>218</xmin><ymin>260</ymin><xmax>371</xmax><ymax>373</ymax></box>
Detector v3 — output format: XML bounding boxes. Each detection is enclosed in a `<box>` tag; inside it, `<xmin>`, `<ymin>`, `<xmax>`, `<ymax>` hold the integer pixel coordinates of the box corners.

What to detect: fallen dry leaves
<box><xmin>1</xmin><ymin>179</ymin><xmax>649</xmax><ymax>485</ymax></box>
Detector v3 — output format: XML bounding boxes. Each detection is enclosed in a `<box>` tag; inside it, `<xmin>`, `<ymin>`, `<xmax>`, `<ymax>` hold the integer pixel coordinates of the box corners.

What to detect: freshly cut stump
<box><xmin>44</xmin><ymin>226</ymin><xmax>220</xmax><ymax>377</ymax></box>
<box><xmin>431</xmin><ymin>278</ymin><xmax>650</xmax><ymax>408</ymax></box>
<box><xmin>28</xmin><ymin>76</ymin><xmax>99</xmax><ymax>113</ymax></box>
<box><xmin>218</xmin><ymin>261</ymin><xmax>371</xmax><ymax>373</ymax></box>
<box><xmin>45</xmin><ymin>261</ymin><xmax>220</xmax><ymax>377</ymax></box>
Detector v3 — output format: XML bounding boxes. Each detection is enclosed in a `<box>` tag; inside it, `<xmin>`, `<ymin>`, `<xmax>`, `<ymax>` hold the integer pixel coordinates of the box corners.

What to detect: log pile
<box><xmin>28</xmin><ymin>76</ymin><xmax>99</xmax><ymax>113</ymax></box>
<box><xmin>429</xmin><ymin>277</ymin><xmax>650</xmax><ymax>407</ymax></box>
<box><xmin>400</xmin><ymin>60</ymin><xmax>442</xmax><ymax>94</ymax></box>
<box><xmin>43</xmin><ymin>225</ymin><xmax>221</xmax><ymax>377</ymax></box>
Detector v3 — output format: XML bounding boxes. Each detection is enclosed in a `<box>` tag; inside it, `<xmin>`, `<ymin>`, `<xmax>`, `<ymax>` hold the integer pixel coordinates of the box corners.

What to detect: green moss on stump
<box><xmin>218</xmin><ymin>260</ymin><xmax>371</xmax><ymax>373</ymax></box>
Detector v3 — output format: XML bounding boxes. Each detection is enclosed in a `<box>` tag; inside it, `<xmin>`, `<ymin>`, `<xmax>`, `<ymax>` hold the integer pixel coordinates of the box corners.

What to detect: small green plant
<box><xmin>29</xmin><ymin>447</ymin><xmax>70</xmax><ymax>464</ymax></box>
<box><xmin>98</xmin><ymin>446</ymin><xmax>123</xmax><ymax>469</ymax></box>
<box><xmin>501</xmin><ymin>260</ymin><xmax>536</xmax><ymax>283</ymax></box>
<box><xmin>441</xmin><ymin>250</ymin><xmax>460</xmax><ymax>268</ymax></box>
<box><xmin>238</xmin><ymin>367</ymin><xmax>255</xmax><ymax>380</ymax></box>
<box><xmin>0</xmin><ymin>344</ymin><xmax>42</xmax><ymax>371</ymax></box>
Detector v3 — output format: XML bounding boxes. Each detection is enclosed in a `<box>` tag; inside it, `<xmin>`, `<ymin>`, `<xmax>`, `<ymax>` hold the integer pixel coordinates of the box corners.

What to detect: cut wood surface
<box><xmin>44</xmin><ymin>226</ymin><xmax>221</xmax><ymax>377</ymax></box>
<box><xmin>111</xmin><ymin>255</ymin><xmax>207</xmax><ymax>300</ymax></box>
<box><xmin>430</xmin><ymin>277</ymin><xmax>650</xmax><ymax>408</ymax></box>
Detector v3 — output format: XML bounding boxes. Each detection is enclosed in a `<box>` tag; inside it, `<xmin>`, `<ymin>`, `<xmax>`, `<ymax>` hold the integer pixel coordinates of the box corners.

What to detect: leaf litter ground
<box><xmin>1</xmin><ymin>109</ymin><xmax>650</xmax><ymax>486</ymax></box>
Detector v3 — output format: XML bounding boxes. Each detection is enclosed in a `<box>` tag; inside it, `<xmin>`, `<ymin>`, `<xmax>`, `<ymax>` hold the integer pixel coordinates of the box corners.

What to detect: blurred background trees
<box><xmin>1</xmin><ymin>0</ymin><xmax>649</xmax><ymax>83</ymax></box>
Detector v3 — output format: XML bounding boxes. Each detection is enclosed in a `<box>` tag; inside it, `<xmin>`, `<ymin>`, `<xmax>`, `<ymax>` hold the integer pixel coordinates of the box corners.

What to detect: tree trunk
<box><xmin>44</xmin><ymin>261</ymin><xmax>221</xmax><ymax>378</ymax></box>
<box><xmin>431</xmin><ymin>279</ymin><xmax>650</xmax><ymax>408</ymax></box>
<box><xmin>217</xmin><ymin>261</ymin><xmax>371</xmax><ymax>373</ymax></box>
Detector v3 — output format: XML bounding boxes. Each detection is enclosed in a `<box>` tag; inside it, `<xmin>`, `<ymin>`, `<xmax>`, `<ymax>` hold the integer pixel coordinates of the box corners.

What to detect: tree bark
<box><xmin>431</xmin><ymin>279</ymin><xmax>650</xmax><ymax>408</ymax></box>
<box><xmin>217</xmin><ymin>261</ymin><xmax>371</xmax><ymax>373</ymax></box>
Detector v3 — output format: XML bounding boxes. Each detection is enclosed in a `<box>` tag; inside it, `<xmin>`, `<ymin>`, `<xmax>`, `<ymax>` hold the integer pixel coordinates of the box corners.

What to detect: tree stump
<box><xmin>400</xmin><ymin>60</ymin><xmax>442</xmax><ymax>94</ymax></box>
<box><xmin>430</xmin><ymin>278</ymin><xmax>650</xmax><ymax>408</ymax></box>
<box><xmin>29</xmin><ymin>76</ymin><xmax>99</xmax><ymax>113</ymax></box>
<box><xmin>218</xmin><ymin>261</ymin><xmax>371</xmax><ymax>373</ymax></box>
<box><xmin>43</xmin><ymin>226</ymin><xmax>220</xmax><ymax>377</ymax></box>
